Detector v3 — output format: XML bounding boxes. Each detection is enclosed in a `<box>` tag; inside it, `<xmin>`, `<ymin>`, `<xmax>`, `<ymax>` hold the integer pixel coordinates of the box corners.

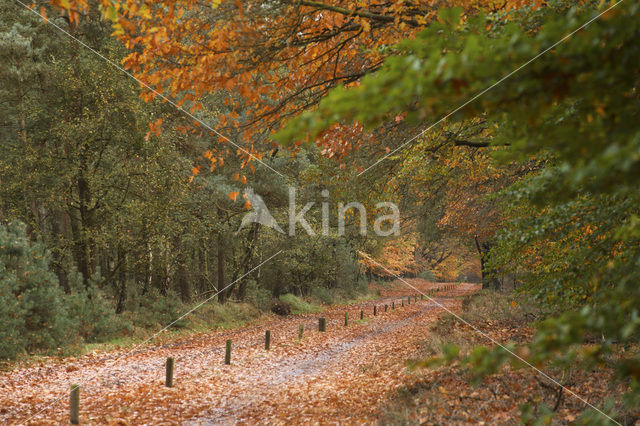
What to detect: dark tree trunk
<box><xmin>51</xmin><ymin>209</ymin><xmax>70</xmax><ymax>292</ymax></box>
<box><xmin>233</xmin><ymin>223</ymin><xmax>259</xmax><ymax>301</ymax></box>
<box><xmin>69</xmin><ymin>166</ymin><xmax>94</xmax><ymax>288</ymax></box>
<box><xmin>115</xmin><ymin>250</ymin><xmax>127</xmax><ymax>314</ymax></box>
<box><xmin>174</xmin><ymin>237</ymin><xmax>191</xmax><ymax>303</ymax></box>
<box><xmin>474</xmin><ymin>235</ymin><xmax>501</xmax><ymax>290</ymax></box>
<box><xmin>217</xmin><ymin>231</ymin><xmax>227</xmax><ymax>303</ymax></box>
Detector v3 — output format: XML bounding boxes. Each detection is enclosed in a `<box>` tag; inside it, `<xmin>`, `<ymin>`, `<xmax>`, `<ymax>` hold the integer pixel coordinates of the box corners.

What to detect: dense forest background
<box><xmin>1</xmin><ymin>0</ymin><xmax>639</xmax><ymax>421</ymax></box>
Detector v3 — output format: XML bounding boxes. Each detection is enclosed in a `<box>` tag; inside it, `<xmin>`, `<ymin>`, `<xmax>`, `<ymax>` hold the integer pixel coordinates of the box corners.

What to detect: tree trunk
<box><xmin>115</xmin><ymin>250</ymin><xmax>127</xmax><ymax>314</ymax></box>
<box><xmin>217</xmin><ymin>231</ymin><xmax>227</xmax><ymax>303</ymax></box>
<box><xmin>233</xmin><ymin>223</ymin><xmax>259</xmax><ymax>301</ymax></box>
<box><xmin>474</xmin><ymin>235</ymin><xmax>500</xmax><ymax>290</ymax></box>
<box><xmin>174</xmin><ymin>237</ymin><xmax>191</xmax><ymax>303</ymax></box>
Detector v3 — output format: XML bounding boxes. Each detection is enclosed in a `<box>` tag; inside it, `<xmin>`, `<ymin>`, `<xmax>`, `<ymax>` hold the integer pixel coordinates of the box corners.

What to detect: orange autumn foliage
<box><xmin>360</xmin><ymin>234</ymin><xmax>424</xmax><ymax>277</ymax></box>
<box><xmin>47</xmin><ymin>0</ymin><xmax>543</xmax><ymax>173</ymax></box>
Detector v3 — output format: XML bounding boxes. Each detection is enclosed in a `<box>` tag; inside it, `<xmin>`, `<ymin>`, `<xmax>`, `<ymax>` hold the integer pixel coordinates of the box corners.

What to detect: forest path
<box><xmin>1</xmin><ymin>280</ymin><xmax>479</xmax><ymax>425</ymax></box>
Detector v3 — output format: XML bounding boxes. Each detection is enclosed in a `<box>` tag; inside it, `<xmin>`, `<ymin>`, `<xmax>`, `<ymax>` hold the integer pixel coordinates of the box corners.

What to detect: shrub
<box><xmin>65</xmin><ymin>268</ymin><xmax>129</xmax><ymax>343</ymax></box>
<box><xmin>0</xmin><ymin>221</ymin><xmax>72</xmax><ymax>359</ymax></box>
<box><xmin>195</xmin><ymin>302</ymin><xmax>261</xmax><ymax>329</ymax></box>
<box><xmin>279</xmin><ymin>293</ymin><xmax>321</xmax><ymax>314</ymax></box>
<box><xmin>311</xmin><ymin>286</ymin><xmax>334</xmax><ymax>305</ymax></box>
<box><xmin>244</xmin><ymin>279</ymin><xmax>272</xmax><ymax>311</ymax></box>
<box><xmin>128</xmin><ymin>289</ymin><xmax>186</xmax><ymax>329</ymax></box>
<box><xmin>418</xmin><ymin>269</ymin><xmax>435</xmax><ymax>281</ymax></box>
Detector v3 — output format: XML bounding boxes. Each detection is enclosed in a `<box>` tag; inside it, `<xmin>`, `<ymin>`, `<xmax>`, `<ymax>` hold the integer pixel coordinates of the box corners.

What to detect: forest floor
<box><xmin>1</xmin><ymin>280</ymin><xmax>478</xmax><ymax>424</ymax></box>
<box><xmin>2</xmin><ymin>280</ymin><xmax>634</xmax><ymax>425</ymax></box>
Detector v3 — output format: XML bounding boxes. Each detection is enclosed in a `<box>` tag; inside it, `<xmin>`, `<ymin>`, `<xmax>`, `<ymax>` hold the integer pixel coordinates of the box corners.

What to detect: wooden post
<box><xmin>319</xmin><ymin>317</ymin><xmax>326</xmax><ymax>332</ymax></box>
<box><xmin>225</xmin><ymin>339</ymin><xmax>232</xmax><ymax>365</ymax></box>
<box><xmin>298</xmin><ymin>324</ymin><xmax>304</xmax><ymax>339</ymax></box>
<box><xmin>265</xmin><ymin>330</ymin><xmax>271</xmax><ymax>350</ymax></box>
<box><xmin>407</xmin><ymin>296</ymin><xmax>411</xmax><ymax>305</ymax></box>
<box><xmin>373</xmin><ymin>305</ymin><xmax>377</xmax><ymax>316</ymax></box>
<box><xmin>401</xmin><ymin>300</ymin><xmax>404</xmax><ymax>307</ymax></box>
<box><xmin>414</xmin><ymin>295</ymin><xmax>418</xmax><ymax>302</ymax></box>
<box><xmin>165</xmin><ymin>357</ymin><xmax>174</xmax><ymax>387</ymax></box>
<box><xmin>392</xmin><ymin>301</ymin><xmax>395</xmax><ymax>309</ymax></box>
<box><xmin>344</xmin><ymin>312</ymin><xmax>348</xmax><ymax>326</ymax></box>
<box><xmin>421</xmin><ymin>294</ymin><xmax>424</xmax><ymax>300</ymax></box>
<box><xmin>385</xmin><ymin>304</ymin><xmax>388</xmax><ymax>312</ymax></box>
<box><xmin>360</xmin><ymin>310</ymin><xmax>364</xmax><ymax>320</ymax></box>
<box><xmin>70</xmin><ymin>384</ymin><xmax>80</xmax><ymax>425</ymax></box>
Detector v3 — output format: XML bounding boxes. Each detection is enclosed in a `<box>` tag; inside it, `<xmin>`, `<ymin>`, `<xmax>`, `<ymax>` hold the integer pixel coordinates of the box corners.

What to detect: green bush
<box><xmin>311</xmin><ymin>286</ymin><xmax>334</xmax><ymax>305</ymax></box>
<box><xmin>279</xmin><ymin>293</ymin><xmax>321</xmax><ymax>314</ymax></box>
<box><xmin>418</xmin><ymin>269</ymin><xmax>435</xmax><ymax>281</ymax></box>
<box><xmin>244</xmin><ymin>279</ymin><xmax>271</xmax><ymax>311</ymax></box>
<box><xmin>126</xmin><ymin>289</ymin><xmax>186</xmax><ymax>329</ymax></box>
<box><xmin>0</xmin><ymin>221</ymin><xmax>72</xmax><ymax>359</ymax></box>
<box><xmin>195</xmin><ymin>302</ymin><xmax>261</xmax><ymax>328</ymax></box>
<box><xmin>65</xmin><ymin>268</ymin><xmax>129</xmax><ymax>343</ymax></box>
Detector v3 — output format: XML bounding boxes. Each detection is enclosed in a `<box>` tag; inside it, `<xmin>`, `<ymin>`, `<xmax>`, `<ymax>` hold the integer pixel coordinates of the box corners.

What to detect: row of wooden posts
<box><xmin>68</xmin><ymin>284</ymin><xmax>458</xmax><ymax>424</ymax></box>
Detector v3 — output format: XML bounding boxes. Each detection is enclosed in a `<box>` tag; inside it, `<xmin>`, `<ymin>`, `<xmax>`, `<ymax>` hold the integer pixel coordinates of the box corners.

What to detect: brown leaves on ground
<box><xmin>4</xmin><ymin>281</ymin><xmax>634</xmax><ymax>424</ymax></box>
<box><xmin>381</xmin><ymin>307</ymin><xmax>637</xmax><ymax>425</ymax></box>
<box><xmin>1</xmin><ymin>280</ymin><xmax>475</xmax><ymax>424</ymax></box>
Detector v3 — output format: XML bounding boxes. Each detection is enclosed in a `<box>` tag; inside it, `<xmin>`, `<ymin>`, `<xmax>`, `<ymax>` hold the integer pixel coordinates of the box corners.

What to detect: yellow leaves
<box><xmin>103</xmin><ymin>5</ymin><xmax>118</xmax><ymax>22</ymax></box>
<box><xmin>211</xmin><ymin>0</ymin><xmax>222</xmax><ymax>9</ymax></box>
<box><xmin>415</xmin><ymin>14</ymin><xmax>428</xmax><ymax>26</ymax></box>
<box><xmin>139</xmin><ymin>3</ymin><xmax>152</xmax><ymax>19</ymax></box>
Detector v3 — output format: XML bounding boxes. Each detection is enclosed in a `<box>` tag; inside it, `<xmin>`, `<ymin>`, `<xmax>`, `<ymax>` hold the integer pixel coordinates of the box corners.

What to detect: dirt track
<box><xmin>1</xmin><ymin>280</ymin><xmax>479</xmax><ymax>425</ymax></box>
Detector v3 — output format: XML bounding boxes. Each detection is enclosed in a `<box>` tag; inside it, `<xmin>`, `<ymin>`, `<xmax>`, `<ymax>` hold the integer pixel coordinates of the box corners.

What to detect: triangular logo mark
<box><xmin>237</xmin><ymin>188</ymin><xmax>284</xmax><ymax>233</ymax></box>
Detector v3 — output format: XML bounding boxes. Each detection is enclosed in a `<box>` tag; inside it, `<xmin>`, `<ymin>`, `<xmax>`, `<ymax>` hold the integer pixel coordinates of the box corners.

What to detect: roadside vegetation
<box><xmin>382</xmin><ymin>290</ymin><xmax>638</xmax><ymax>424</ymax></box>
